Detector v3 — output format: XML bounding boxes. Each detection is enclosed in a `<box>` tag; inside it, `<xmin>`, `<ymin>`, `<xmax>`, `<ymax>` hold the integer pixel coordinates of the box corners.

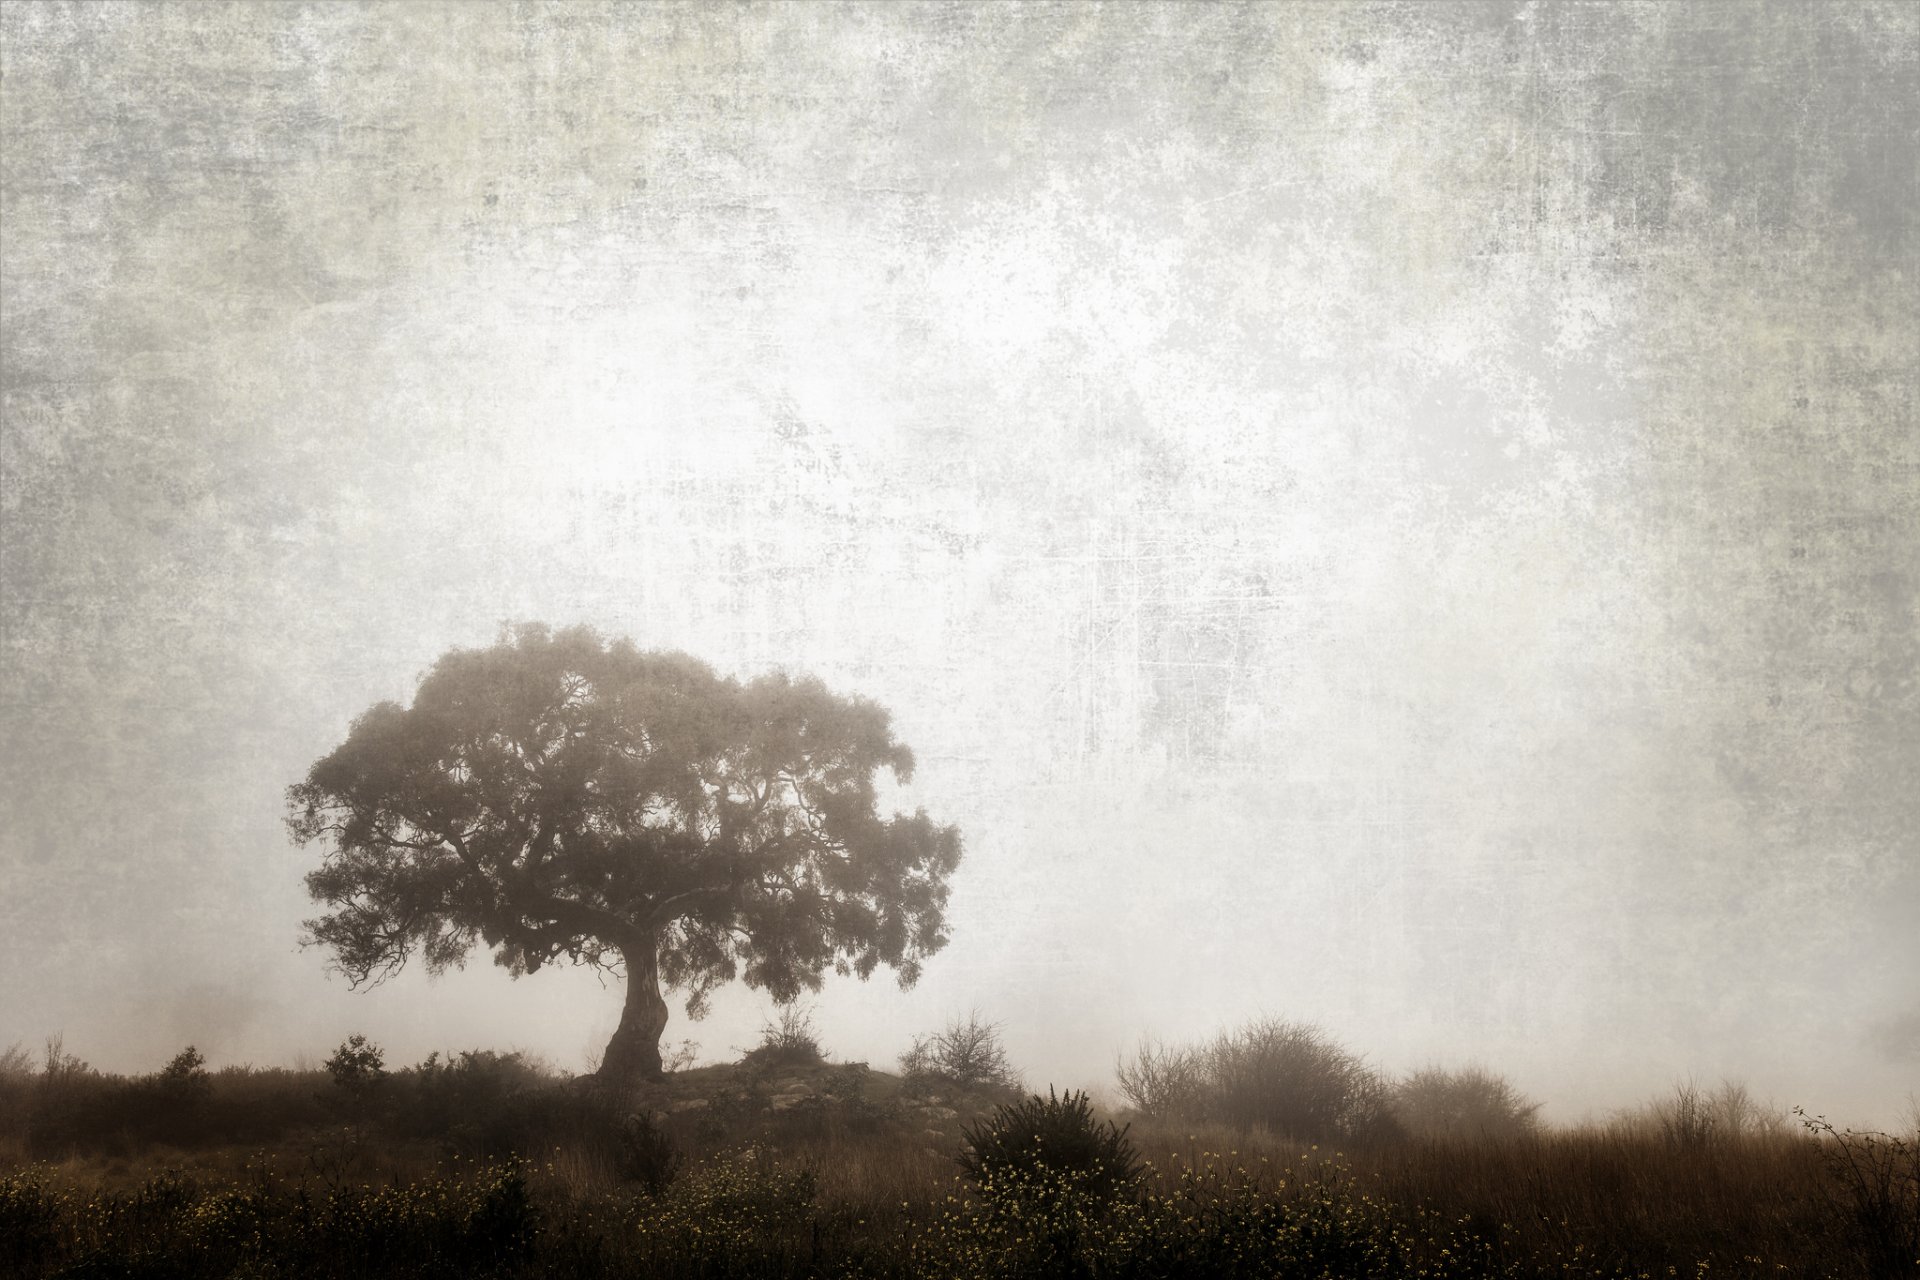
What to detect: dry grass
<box><xmin>2</xmin><ymin>1041</ymin><xmax>1911</xmax><ymax>1277</ymax></box>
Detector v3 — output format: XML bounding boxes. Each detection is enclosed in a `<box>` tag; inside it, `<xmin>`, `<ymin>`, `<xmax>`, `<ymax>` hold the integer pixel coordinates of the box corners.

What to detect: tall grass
<box><xmin>3</xmin><ymin>1036</ymin><xmax>1912</xmax><ymax>1276</ymax></box>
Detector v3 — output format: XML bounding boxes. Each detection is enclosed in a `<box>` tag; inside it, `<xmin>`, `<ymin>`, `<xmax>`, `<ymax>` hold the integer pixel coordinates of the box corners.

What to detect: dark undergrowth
<box><xmin>0</xmin><ymin>1135</ymin><xmax>1907</xmax><ymax>1280</ymax></box>
<box><xmin>1</xmin><ymin>1040</ymin><xmax>1912</xmax><ymax>1278</ymax></box>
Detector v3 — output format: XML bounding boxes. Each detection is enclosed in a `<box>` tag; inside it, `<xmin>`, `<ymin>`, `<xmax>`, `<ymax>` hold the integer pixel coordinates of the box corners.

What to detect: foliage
<box><xmin>39</xmin><ymin>1034</ymin><xmax>91</xmax><ymax>1085</ymax></box>
<box><xmin>0</xmin><ymin>1043</ymin><xmax>33</xmax><ymax>1149</ymax></box>
<box><xmin>1390</xmin><ymin>1066</ymin><xmax>1541</xmax><ymax>1142</ymax></box>
<box><xmin>959</xmin><ymin>1088</ymin><xmax>1142</xmax><ymax>1205</ymax></box>
<box><xmin>1797</xmin><ymin>1108</ymin><xmax>1920</xmax><ymax>1273</ymax></box>
<box><xmin>0</xmin><ymin>1161</ymin><xmax>539</xmax><ymax>1279</ymax></box>
<box><xmin>0</xmin><ymin>1042</ymin><xmax>32</xmax><ymax>1081</ymax></box>
<box><xmin>0</xmin><ymin>1171</ymin><xmax>59</xmax><ymax>1273</ymax></box>
<box><xmin>1117</xmin><ymin>1019</ymin><xmax>1402</xmax><ymax>1145</ymax></box>
<box><xmin>613</xmin><ymin>1112</ymin><xmax>682</xmax><ymax>1194</ymax></box>
<box><xmin>920</xmin><ymin>1145</ymin><xmax>1525</xmax><ymax>1280</ymax></box>
<box><xmin>326</xmin><ymin>1033</ymin><xmax>388</xmax><ymax>1098</ymax></box>
<box><xmin>900</xmin><ymin>1011</ymin><xmax>1020</xmax><ymax>1093</ymax></box>
<box><xmin>0</xmin><ymin>1092</ymin><xmax>1905</xmax><ymax>1277</ymax></box>
<box><xmin>157</xmin><ymin>1045</ymin><xmax>213</xmax><ymax>1103</ymax></box>
<box><xmin>287</xmin><ymin>623</ymin><xmax>963</xmax><ymax>1079</ymax></box>
<box><xmin>741</xmin><ymin>1004</ymin><xmax>824</xmax><ymax>1070</ymax></box>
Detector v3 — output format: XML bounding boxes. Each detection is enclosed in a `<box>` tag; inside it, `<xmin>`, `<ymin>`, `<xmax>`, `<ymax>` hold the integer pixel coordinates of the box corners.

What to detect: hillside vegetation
<box><xmin>1</xmin><ymin>1021</ymin><xmax>1913</xmax><ymax>1278</ymax></box>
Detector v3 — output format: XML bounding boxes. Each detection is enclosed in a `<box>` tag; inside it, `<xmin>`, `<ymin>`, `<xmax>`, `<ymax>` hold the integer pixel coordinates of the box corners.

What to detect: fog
<box><xmin>3</xmin><ymin>2</ymin><xmax>1914</xmax><ymax>1127</ymax></box>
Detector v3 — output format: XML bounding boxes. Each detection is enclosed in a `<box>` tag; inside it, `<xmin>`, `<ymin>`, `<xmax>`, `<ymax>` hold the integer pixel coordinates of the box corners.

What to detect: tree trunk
<box><xmin>596</xmin><ymin>938</ymin><xmax>669</xmax><ymax>1082</ymax></box>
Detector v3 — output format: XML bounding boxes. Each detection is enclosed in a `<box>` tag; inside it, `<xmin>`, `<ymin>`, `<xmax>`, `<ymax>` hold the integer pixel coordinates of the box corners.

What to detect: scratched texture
<box><xmin>2</xmin><ymin>1</ymin><xmax>1915</xmax><ymax>1116</ymax></box>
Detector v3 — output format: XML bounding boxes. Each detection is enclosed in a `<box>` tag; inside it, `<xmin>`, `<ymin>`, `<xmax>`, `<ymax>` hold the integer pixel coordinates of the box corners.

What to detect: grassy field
<box><xmin>0</xmin><ymin>1038</ymin><xmax>1913</xmax><ymax>1278</ymax></box>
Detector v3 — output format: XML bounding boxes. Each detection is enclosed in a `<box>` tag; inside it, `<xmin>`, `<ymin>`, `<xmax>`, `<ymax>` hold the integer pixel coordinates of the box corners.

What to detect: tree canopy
<box><xmin>287</xmin><ymin>624</ymin><xmax>963</xmax><ymax>1080</ymax></box>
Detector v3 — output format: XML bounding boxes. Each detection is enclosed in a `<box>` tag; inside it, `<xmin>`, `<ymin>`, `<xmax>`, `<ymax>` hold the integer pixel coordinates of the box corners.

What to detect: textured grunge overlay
<box><xmin>2</xmin><ymin>3</ymin><xmax>1915</xmax><ymax>1118</ymax></box>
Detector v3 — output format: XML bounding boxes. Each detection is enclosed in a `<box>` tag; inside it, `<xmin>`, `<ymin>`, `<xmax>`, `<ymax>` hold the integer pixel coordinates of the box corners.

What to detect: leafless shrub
<box><xmin>1117</xmin><ymin>1018</ymin><xmax>1400</xmax><ymax>1145</ymax></box>
<box><xmin>1391</xmin><ymin>1066</ymin><xmax>1541</xmax><ymax>1142</ymax></box>
<box><xmin>40</xmin><ymin>1035</ymin><xmax>90</xmax><ymax>1085</ymax></box>
<box><xmin>1115</xmin><ymin>1039</ymin><xmax>1208</xmax><ymax>1119</ymax></box>
<box><xmin>0</xmin><ymin>1042</ymin><xmax>32</xmax><ymax>1081</ymax></box>
<box><xmin>1613</xmin><ymin>1079</ymin><xmax>1787</xmax><ymax>1149</ymax></box>
<box><xmin>1797</xmin><ymin>1107</ymin><xmax>1920</xmax><ymax>1273</ymax></box>
<box><xmin>1661</xmin><ymin>1081</ymin><xmax>1718</xmax><ymax>1151</ymax></box>
<box><xmin>900</xmin><ymin>1011</ymin><xmax>1019</xmax><ymax>1092</ymax></box>
<box><xmin>662</xmin><ymin>1039</ymin><xmax>700</xmax><ymax>1073</ymax></box>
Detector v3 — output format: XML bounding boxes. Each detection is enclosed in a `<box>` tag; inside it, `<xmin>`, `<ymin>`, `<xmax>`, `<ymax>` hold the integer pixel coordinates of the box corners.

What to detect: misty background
<box><xmin>2</xmin><ymin>1</ymin><xmax>1915</xmax><ymax>1125</ymax></box>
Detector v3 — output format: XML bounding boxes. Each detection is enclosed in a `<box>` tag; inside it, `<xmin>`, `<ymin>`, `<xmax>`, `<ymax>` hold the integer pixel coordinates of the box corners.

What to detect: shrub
<box><xmin>1797</xmin><ymin>1108</ymin><xmax>1920</xmax><ymax>1273</ymax></box>
<box><xmin>155</xmin><ymin>1045</ymin><xmax>212</xmax><ymax>1102</ymax></box>
<box><xmin>1115</xmin><ymin>1039</ymin><xmax>1208</xmax><ymax>1119</ymax></box>
<box><xmin>1391</xmin><ymin>1066</ymin><xmax>1541</xmax><ymax>1142</ymax></box>
<box><xmin>1120</xmin><ymin>1018</ymin><xmax>1401</xmax><ymax>1145</ymax></box>
<box><xmin>959</xmin><ymin>1088</ymin><xmax>1142</xmax><ymax>1204</ymax></box>
<box><xmin>23</xmin><ymin>1039</ymin><xmax>132</xmax><ymax>1158</ymax></box>
<box><xmin>0</xmin><ymin>1042</ymin><xmax>32</xmax><ymax>1146</ymax></box>
<box><xmin>901</xmin><ymin>1011</ymin><xmax>1020</xmax><ymax>1092</ymax></box>
<box><xmin>661</xmin><ymin>1038</ymin><xmax>700</xmax><ymax>1073</ymax></box>
<box><xmin>614</xmin><ymin>1110</ymin><xmax>682</xmax><ymax>1193</ymax></box>
<box><xmin>325</xmin><ymin>1033</ymin><xmax>386</xmax><ymax>1099</ymax></box>
<box><xmin>741</xmin><ymin>1004</ymin><xmax>824</xmax><ymax>1069</ymax></box>
<box><xmin>0</xmin><ymin>1171</ymin><xmax>58</xmax><ymax>1271</ymax></box>
<box><xmin>395</xmin><ymin>1048</ymin><xmax>546</xmax><ymax>1142</ymax></box>
<box><xmin>1207</xmin><ymin>1020</ymin><xmax>1395</xmax><ymax>1142</ymax></box>
<box><xmin>1659</xmin><ymin>1080</ymin><xmax>1718</xmax><ymax>1151</ymax></box>
<box><xmin>1610</xmin><ymin>1080</ymin><xmax>1786</xmax><ymax>1149</ymax></box>
<box><xmin>40</xmin><ymin>1034</ymin><xmax>91</xmax><ymax>1084</ymax></box>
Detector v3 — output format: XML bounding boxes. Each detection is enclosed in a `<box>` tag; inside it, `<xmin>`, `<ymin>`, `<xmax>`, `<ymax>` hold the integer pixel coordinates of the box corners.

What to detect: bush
<box><xmin>614</xmin><ymin>1110</ymin><xmax>682</xmax><ymax>1193</ymax></box>
<box><xmin>959</xmin><ymin>1088</ymin><xmax>1142</xmax><ymax>1204</ymax></box>
<box><xmin>741</xmin><ymin>1004</ymin><xmax>824</xmax><ymax>1069</ymax></box>
<box><xmin>1391</xmin><ymin>1066</ymin><xmax>1541</xmax><ymax>1142</ymax></box>
<box><xmin>661</xmin><ymin>1038</ymin><xmax>700</xmax><ymax>1073</ymax></box>
<box><xmin>1797</xmin><ymin>1108</ymin><xmax>1920</xmax><ymax>1273</ymax></box>
<box><xmin>22</xmin><ymin>1038</ymin><xmax>133</xmax><ymax>1159</ymax></box>
<box><xmin>1611</xmin><ymin>1080</ymin><xmax>1788</xmax><ymax>1149</ymax></box>
<box><xmin>0</xmin><ymin>1171</ymin><xmax>58</xmax><ymax>1271</ymax></box>
<box><xmin>0</xmin><ymin>1041</ymin><xmax>32</xmax><ymax>1080</ymax></box>
<box><xmin>155</xmin><ymin>1044</ymin><xmax>212</xmax><ymax>1102</ymax></box>
<box><xmin>325</xmin><ymin>1033</ymin><xmax>387</xmax><ymax>1100</ymax></box>
<box><xmin>39</xmin><ymin>1035</ymin><xmax>91</xmax><ymax>1085</ymax></box>
<box><xmin>901</xmin><ymin>1012</ymin><xmax>1020</xmax><ymax>1092</ymax></box>
<box><xmin>0</xmin><ymin>1042</ymin><xmax>32</xmax><ymax>1146</ymax></box>
<box><xmin>394</xmin><ymin>1048</ymin><xmax>547</xmax><ymax>1142</ymax></box>
<box><xmin>1118</xmin><ymin>1018</ymin><xmax>1402</xmax><ymax>1145</ymax></box>
<box><xmin>1115</xmin><ymin>1039</ymin><xmax>1208</xmax><ymax>1119</ymax></box>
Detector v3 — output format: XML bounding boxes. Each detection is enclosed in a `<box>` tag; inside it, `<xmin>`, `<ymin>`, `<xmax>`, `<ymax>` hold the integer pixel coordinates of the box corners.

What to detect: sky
<box><xmin>2</xmin><ymin>0</ymin><xmax>1915</xmax><ymax>1126</ymax></box>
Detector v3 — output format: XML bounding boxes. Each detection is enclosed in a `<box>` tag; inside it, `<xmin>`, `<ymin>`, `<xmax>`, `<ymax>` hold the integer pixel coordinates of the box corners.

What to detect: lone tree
<box><xmin>287</xmin><ymin>624</ymin><xmax>962</xmax><ymax>1081</ymax></box>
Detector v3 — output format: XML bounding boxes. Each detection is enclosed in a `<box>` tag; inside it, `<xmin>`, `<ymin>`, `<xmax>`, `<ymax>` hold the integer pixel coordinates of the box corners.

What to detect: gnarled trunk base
<box><xmin>596</xmin><ymin>943</ymin><xmax>668</xmax><ymax>1082</ymax></box>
